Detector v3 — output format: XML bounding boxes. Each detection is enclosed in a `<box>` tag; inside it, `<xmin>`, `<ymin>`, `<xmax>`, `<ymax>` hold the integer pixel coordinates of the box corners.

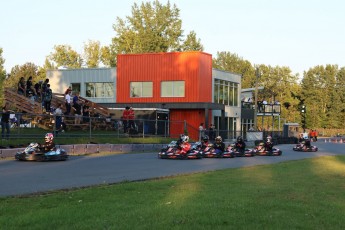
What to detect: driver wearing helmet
<box><xmin>235</xmin><ymin>136</ymin><xmax>246</xmax><ymax>153</ymax></box>
<box><xmin>201</xmin><ymin>135</ymin><xmax>211</xmax><ymax>150</ymax></box>
<box><xmin>213</xmin><ymin>136</ymin><xmax>225</xmax><ymax>154</ymax></box>
<box><xmin>177</xmin><ymin>135</ymin><xmax>191</xmax><ymax>155</ymax></box>
<box><xmin>302</xmin><ymin>136</ymin><xmax>311</xmax><ymax>150</ymax></box>
<box><xmin>176</xmin><ymin>133</ymin><xmax>186</xmax><ymax>146</ymax></box>
<box><xmin>264</xmin><ymin>135</ymin><xmax>273</xmax><ymax>151</ymax></box>
<box><xmin>39</xmin><ymin>133</ymin><xmax>56</xmax><ymax>153</ymax></box>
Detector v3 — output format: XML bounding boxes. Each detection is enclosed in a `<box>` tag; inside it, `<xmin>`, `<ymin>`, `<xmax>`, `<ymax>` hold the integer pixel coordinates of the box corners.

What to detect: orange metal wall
<box><xmin>116</xmin><ymin>51</ymin><xmax>212</xmax><ymax>103</ymax></box>
<box><xmin>170</xmin><ymin>109</ymin><xmax>205</xmax><ymax>141</ymax></box>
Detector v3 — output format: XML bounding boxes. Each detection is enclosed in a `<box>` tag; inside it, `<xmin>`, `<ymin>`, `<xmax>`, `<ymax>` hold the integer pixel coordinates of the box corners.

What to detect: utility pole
<box><xmin>254</xmin><ymin>66</ymin><xmax>261</xmax><ymax>131</ymax></box>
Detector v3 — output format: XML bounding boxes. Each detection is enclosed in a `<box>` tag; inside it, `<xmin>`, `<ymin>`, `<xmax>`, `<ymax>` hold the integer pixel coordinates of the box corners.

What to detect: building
<box><xmin>47</xmin><ymin>51</ymin><xmax>242</xmax><ymax>140</ymax></box>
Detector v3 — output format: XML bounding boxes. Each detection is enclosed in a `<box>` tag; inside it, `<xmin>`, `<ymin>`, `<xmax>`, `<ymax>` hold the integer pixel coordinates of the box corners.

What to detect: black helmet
<box><xmin>237</xmin><ymin>136</ymin><xmax>243</xmax><ymax>142</ymax></box>
<box><xmin>202</xmin><ymin>135</ymin><xmax>209</xmax><ymax>141</ymax></box>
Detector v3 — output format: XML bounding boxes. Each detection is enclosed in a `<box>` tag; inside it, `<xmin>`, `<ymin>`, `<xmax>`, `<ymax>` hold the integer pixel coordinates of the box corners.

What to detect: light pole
<box><xmin>254</xmin><ymin>66</ymin><xmax>261</xmax><ymax>131</ymax></box>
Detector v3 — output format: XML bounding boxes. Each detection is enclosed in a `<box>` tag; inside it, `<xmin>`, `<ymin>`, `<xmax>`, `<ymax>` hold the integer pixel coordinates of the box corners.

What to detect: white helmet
<box><xmin>45</xmin><ymin>133</ymin><xmax>54</xmax><ymax>142</ymax></box>
<box><xmin>181</xmin><ymin>135</ymin><xmax>189</xmax><ymax>143</ymax></box>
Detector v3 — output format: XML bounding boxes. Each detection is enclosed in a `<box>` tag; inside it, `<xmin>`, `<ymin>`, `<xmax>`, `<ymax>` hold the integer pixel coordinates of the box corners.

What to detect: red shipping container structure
<box><xmin>116</xmin><ymin>51</ymin><xmax>226</xmax><ymax>140</ymax></box>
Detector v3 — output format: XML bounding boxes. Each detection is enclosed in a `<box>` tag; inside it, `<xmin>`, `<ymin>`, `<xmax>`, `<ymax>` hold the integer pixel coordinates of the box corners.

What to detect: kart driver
<box><xmin>264</xmin><ymin>135</ymin><xmax>274</xmax><ymax>151</ymax></box>
<box><xmin>39</xmin><ymin>133</ymin><xmax>56</xmax><ymax>153</ymax></box>
<box><xmin>177</xmin><ymin>135</ymin><xmax>191</xmax><ymax>155</ymax></box>
<box><xmin>213</xmin><ymin>136</ymin><xmax>225</xmax><ymax>154</ymax></box>
<box><xmin>201</xmin><ymin>135</ymin><xmax>212</xmax><ymax>150</ymax></box>
<box><xmin>235</xmin><ymin>136</ymin><xmax>246</xmax><ymax>153</ymax></box>
<box><xmin>302</xmin><ymin>137</ymin><xmax>311</xmax><ymax>150</ymax></box>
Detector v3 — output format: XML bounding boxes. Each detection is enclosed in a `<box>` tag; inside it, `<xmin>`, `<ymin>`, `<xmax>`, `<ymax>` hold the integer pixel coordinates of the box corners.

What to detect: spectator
<box><xmin>64</xmin><ymin>89</ymin><xmax>72</xmax><ymax>116</ymax></box>
<box><xmin>17</xmin><ymin>77</ymin><xmax>26</xmax><ymax>96</ymax></box>
<box><xmin>54</xmin><ymin>103</ymin><xmax>66</xmax><ymax>135</ymax></box>
<box><xmin>41</xmin><ymin>78</ymin><xmax>49</xmax><ymax>106</ymax></box>
<box><xmin>72</xmin><ymin>99</ymin><xmax>82</xmax><ymax>124</ymax></box>
<box><xmin>128</xmin><ymin>107</ymin><xmax>135</xmax><ymax>131</ymax></box>
<box><xmin>208</xmin><ymin>123</ymin><xmax>215</xmax><ymax>141</ymax></box>
<box><xmin>44</xmin><ymin>84</ymin><xmax>53</xmax><ymax>112</ymax></box>
<box><xmin>26</xmin><ymin>76</ymin><xmax>36</xmax><ymax>101</ymax></box>
<box><xmin>64</xmin><ymin>86</ymin><xmax>72</xmax><ymax>94</ymax></box>
<box><xmin>122</xmin><ymin>106</ymin><xmax>130</xmax><ymax>133</ymax></box>
<box><xmin>82</xmin><ymin>101</ymin><xmax>91</xmax><ymax>123</ymax></box>
<box><xmin>34</xmin><ymin>81</ymin><xmax>42</xmax><ymax>102</ymax></box>
<box><xmin>1</xmin><ymin>103</ymin><xmax>13</xmax><ymax>140</ymax></box>
<box><xmin>73</xmin><ymin>92</ymin><xmax>80</xmax><ymax>105</ymax></box>
<box><xmin>199</xmin><ymin>123</ymin><xmax>204</xmax><ymax>141</ymax></box>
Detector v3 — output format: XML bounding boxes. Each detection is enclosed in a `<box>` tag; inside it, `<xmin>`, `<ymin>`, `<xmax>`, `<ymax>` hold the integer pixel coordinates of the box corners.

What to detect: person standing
<box><xmin>72</xmin><ymin>99</ymin><xmax>82</xmax><ymax>124</ymax></box>
<box><xmin>122</xmin><ymin>106</ymin><xmax>130</xmax><ymax>133</ymax></box>
<box><xmin>208</xmin><ymin>123</ymin><xmax>215</xmax><ymax>141</ymax></box>
<box><xmin>17</xmin><ymin>77</ymin><xmax>26</xmax><ymax>96</ymax></box>
<box><xmin>64</xmin><ymin>89</ymin><xmax>72</xmax><ymax>116</ymax></box>
<box><xmin>1</xmin><ymin>103</ymin><xmax>13</xmax><ymax>140</ymax></box>
<box><xmin>26</xmin><ymin>76</ymin><xmax>36</xmax><ymax>100</ymax></box>
<box><xmin>128</xmin><ymin>107</ymin><xmax>135</xmax><ymax>131</ymax></box>
<box><xmin>44</xmin><ymin>84</ymin><xmax>53</xmax><ymax>112</ymax></box>
<box><xmin>199</xmin><ymin>123</ymin><xmax>204</xmax><ymax>142</ymax></box>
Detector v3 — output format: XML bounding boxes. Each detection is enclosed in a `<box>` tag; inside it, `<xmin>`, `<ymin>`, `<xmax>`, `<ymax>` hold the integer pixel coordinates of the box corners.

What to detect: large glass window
<box><xmin>161</xmin><ymin>81</ymin><xmax>185</xmax><ymax>97</ymax></box>
<box><xmin>214</xmin><ymin>79</ymin><xmax>238</xmax><ymax>106</ymax></box>
<box><xmin>85</xmin><ymin>83</ymin><xmax>114</xmax><ymax>98</ymax></box>
<box><xmin>130</xmin><ymin>82</ymin><xmax>153</xmax><ymax>97</ymax></box>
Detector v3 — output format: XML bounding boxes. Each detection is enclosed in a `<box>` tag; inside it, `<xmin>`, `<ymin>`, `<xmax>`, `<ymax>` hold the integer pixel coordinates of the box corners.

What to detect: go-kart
<box><xmin>293</xmin><ymin>143</ymin><xmax>318</xmax><ymax>152</ymax></box>
<box><xmin>158</xmin><ymin>141</ymin><xmax>203</xmax><ymax>159</ymax></box>
<box><xmin>253</xmin><ymin>143</ymin><xmax>282</xmax><ymax>156</ymax></box>
<box><xmin>227</xmin><ymin>145</ymin><xmax>255</xmax><ymax>157</ymax></box>
<box><xmin>15</xmin><ymin>143</ymin><xmax>68</xmax><ymax>161</ymax></box>
<box><xmin>200</xmin><ymin>144</ymin><xmax>234</xmax><ymax>158</ymax></box>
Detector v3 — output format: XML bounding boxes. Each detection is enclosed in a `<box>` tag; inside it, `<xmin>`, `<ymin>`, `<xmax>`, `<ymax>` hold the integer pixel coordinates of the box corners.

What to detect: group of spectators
<box><xmin>17</xmin><ymin>77</ymin><xmax>53</xmax><ymax>112</ymax></box>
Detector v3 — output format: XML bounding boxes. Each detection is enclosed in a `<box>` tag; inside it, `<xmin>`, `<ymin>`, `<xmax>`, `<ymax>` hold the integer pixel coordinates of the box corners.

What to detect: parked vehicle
<box><xmin>15</xmin><ymin>143</ymin><xmax>68</xmax><ymax>161</ymax></box>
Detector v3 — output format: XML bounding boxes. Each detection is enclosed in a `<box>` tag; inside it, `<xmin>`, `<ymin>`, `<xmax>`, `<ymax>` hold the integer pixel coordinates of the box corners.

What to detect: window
<box><xmin>161</xmin><ymin>81</ymin><xmax>185</xmax><ymax>97</ymax></box>
<box><xmin>85</xmin><ymin>83</ymin><xmax>114</xmax><ymax>98</ymax></box>
<box><xmin>130</xmin><ymin>82</ymin><xmax>153</xmax><ymax>97</ymax></box>
<box><xmin>71</xmin><ymin>83</ymin><xmax>80</xmax><ymax>95</ymax></box>
<box><xmin>214</xmin><ymin>79</ymin><xmax>238</xmax><ymax>106</ymax></box>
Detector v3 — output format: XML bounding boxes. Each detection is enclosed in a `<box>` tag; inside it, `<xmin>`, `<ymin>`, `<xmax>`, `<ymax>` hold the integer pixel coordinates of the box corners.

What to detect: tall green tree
<box><xmin>5</xmin><ymin>63</ymin><xmax>39</xmax><ymax>89</ymax></box>
<box><xmin>180</xmin><ymin>31</ymin><xmax>204</xmax><ymax>51</ymax></box>
<box><xmin>48</xmin><ymin>45</ymin><xmax>83</xmax><ymax>69</ymax></box>
<box><xmin>83</xmin><ymin>40</ymin><xmax>101</xmax><ymax>68</ymax></box>
<box><xmin>212</xmin><ymin>51</ymin><xmax>255</xmax><ymax>88</ymax></box>
<box><xmin>0</xmin><ymin>48</ymin><xmax>6</xmax><ymax>105</ymax></box>
<box><xmin>106</xmin><ymin>0</ymin><xmax>203</xmax><ymax>66</ymax></box>
<box><xmin>301</xmin><ymin>65</ymin><xmax>341</xmax><ymax>128</ymax></box>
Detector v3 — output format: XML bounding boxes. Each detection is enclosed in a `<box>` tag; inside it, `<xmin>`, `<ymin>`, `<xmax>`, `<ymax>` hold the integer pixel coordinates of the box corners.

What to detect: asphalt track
<box><xmin>1</xmin><ymin>141</ymin><xmax>344</xmax><ymax>197</ymax></box>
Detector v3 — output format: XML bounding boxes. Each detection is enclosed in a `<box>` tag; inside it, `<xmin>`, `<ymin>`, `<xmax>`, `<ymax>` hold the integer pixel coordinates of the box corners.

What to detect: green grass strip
<box><xmin>1</xmin><ymin>155</ymin><xmax>345</xmax><ymax>229</ymax></box>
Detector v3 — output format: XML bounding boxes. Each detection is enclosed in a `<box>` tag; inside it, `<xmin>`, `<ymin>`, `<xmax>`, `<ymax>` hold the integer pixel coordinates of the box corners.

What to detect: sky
<box><xmin>1</xmin><ymin>0</ymin><xmax>345</xmax><ymax>76</ymax></box>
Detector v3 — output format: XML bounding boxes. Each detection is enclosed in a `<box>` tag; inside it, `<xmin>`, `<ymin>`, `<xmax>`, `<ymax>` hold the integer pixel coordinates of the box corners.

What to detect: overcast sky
<box><xmin>1</xmin><ymin>0</ymin><xmax>344</xmax><ymax>76</ymax></box>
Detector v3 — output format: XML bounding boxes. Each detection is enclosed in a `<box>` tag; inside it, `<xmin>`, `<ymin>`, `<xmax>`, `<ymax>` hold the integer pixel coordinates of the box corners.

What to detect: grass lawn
<box><xmin>1</xmin><ymin>155</ymin><xmax>345</xmax><ymax>229</ymax></box>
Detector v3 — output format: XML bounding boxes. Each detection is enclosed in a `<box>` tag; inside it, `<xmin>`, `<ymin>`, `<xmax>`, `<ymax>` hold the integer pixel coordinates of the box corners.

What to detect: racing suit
<box><xmin>40</xmin><ymin>142</ymin><xmax>56</xmax><ymax>153</ymax></box>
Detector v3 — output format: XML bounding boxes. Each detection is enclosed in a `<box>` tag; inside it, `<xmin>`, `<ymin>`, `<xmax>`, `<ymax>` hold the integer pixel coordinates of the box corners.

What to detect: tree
<box><xmin>212</xmin><ymin>51</ymin><xmax>255</xmax><ymax>88</ymax></box>
<box><xmin>5</xmin><ymin>63</ymin><xmax>39</xmax><ymax>89</ymax></box>
<box><xmin>0</xmin><ymin>48</ymin><xmax>6</xmax><ymax>105</ymax></box>
<box><xmin>180</xmin><ymin>31</ymin><xmax>204</xmax><ymax>51</ymax></box>
<box><xmin>48</xmin><ymin>45</ymin><xmax>83</xmax><ymax>69</ymax></box>
<box><xmin>109</xmin><ymin>0</ymin><xmax>203</xmax><ymax>64</ymax></box>
<box><xmin>83</xmin><ymin>40</ymin><xmax>101</xmax><ymax>68</ymax></box>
